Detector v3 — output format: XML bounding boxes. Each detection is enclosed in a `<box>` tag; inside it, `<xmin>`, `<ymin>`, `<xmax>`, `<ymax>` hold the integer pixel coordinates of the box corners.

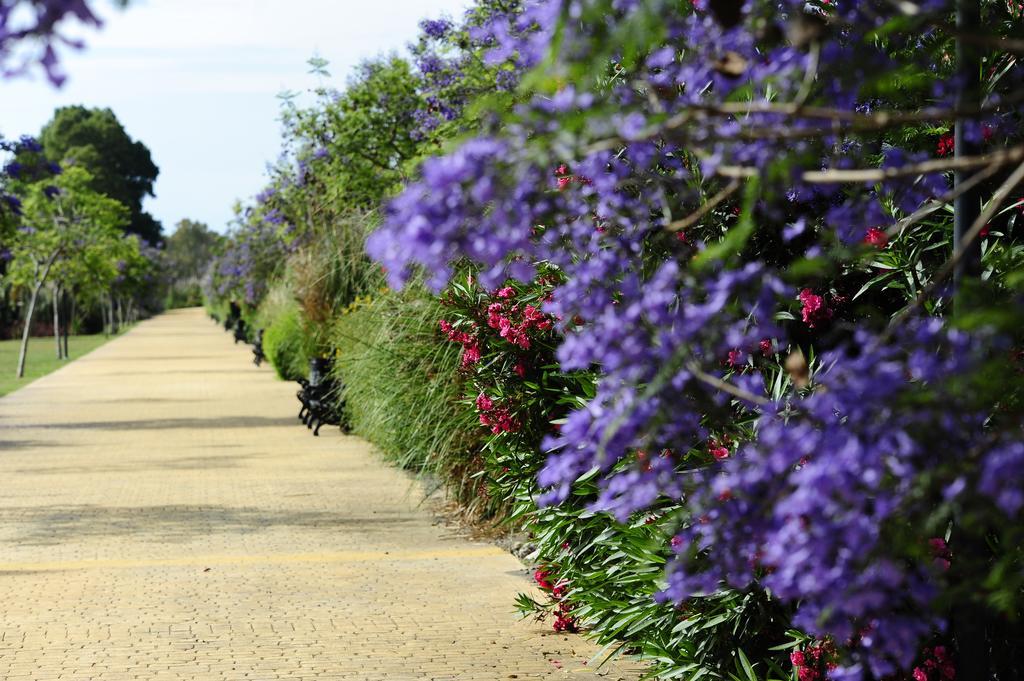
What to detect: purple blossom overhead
<box><xmin>0</xmin><ymin>0</ymin><xmax>102</xmax><ymax>86</ymax></box>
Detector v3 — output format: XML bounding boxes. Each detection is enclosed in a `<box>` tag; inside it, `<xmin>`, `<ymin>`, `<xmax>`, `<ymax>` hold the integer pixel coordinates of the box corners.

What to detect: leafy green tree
<box><xmin>162</xmin><ymin>218</ymin><xmax>223</xmax><ymax>308</ymax></box>
<box><xmin>283</xmin><ymin>55</ymin><xmax>424</xmax><ymax>209</ymax></box>
<box><xmin>165</xmin><ymin>218</ymin><xmax>222</xmax><ymax>282</ymax></box>
<box><xmin>37</xmin><ymin>106</ymin><xmax>161</xmax><ymax>244</ymax></box>
<box><xmin>8</xmin><ymin>165</ymin><xmax>128</xmax><ymax>376</ymax></box>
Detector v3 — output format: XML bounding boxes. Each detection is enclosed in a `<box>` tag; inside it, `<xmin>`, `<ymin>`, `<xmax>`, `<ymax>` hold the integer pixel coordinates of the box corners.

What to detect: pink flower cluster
<box><xmin>928</xmin><ymin>537</ymin><xmax>952</xmax><ymax>572</ymax></box>
<box><xmin>790</xmin><ymin>639</ymin><xmax>838</xmax><ymax>681</ymax></box>
<box><xmin>553</xmin><ymin>163</ymin><xmax>591</xmax><ymax>192</ymax></box>
<box><xmin>486</xmin><ymin>294</ymin><xmax>552</xmax><ymax>350</ymax></box>
<box><xmin>708</xmin><ymin>438</ymin><xmax>730</xmax><ymax>460</ymax></box>
<box><xmin>724</xmin><ymin>339</ymin><xmax>774</xmax><ymax>370</ymax></box>
<box><xmin>476</xmin><ymin>392</ymin><xmax>519</xmax><ymax>434</ymax></box>
<box><xmin>798</xmin><ymin>288</ymin><xmax>834</xmax><ymax>329</ymax></box>
<box><xmin>439</xmin><ymin>319</ymin><xmax>481</xmax><ymax>368</ymax></box>
<box><xmin>936</xmin><ymin>133</ymin><xmax>955</xmax><ymax>157</ymax></box>
<box><xmin>910</xmin><ymin>646</ymin><xmax>955</xmax><ymax>681</ymax></box>
<box><xmin>534</xmin><ymin>567</ymin><xmax>578</xmax><ymax>633</ymax></box>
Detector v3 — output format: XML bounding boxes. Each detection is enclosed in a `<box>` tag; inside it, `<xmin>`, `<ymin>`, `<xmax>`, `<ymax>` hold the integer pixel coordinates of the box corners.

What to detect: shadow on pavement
<box><xmin>2</xmin><ymin>415</ymin><xmax>302</xmax><ymax>431</ymax></box>
<box><xmin>0</xmin><ymin>504</ymin><xmax>421</xmax><ymax>546</ymax></box>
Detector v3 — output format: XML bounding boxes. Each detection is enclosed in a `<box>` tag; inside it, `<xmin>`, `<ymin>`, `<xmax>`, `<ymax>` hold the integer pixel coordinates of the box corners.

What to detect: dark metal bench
<box><xmin>232</xmin><ymin>318</ymin><xmax>248</xmax><ymax>344</ymax></box>
<box><xmin>252</xmin><ymin>328</ymin><xmax>265</xmax><ymax>366</ymax></box>
<box><xmin>296</xmin><ymin>357</ymin><xmax>349</xmax><ymax>436</ymax></box>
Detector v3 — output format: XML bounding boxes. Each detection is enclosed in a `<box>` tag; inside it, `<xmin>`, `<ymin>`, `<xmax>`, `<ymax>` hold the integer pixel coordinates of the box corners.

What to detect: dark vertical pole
<box><xmin>953</xmin><ymin>0</ymin><xmax>983</xmax><ymax>289</ymax></box>
<box><xmin>952</xmin><ymin>4</ymin><xmax>990</xmax><ymax>679</ymax></box>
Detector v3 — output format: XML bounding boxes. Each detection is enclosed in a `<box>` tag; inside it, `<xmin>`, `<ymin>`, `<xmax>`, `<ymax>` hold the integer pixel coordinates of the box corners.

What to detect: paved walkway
<box><xmin>0</xmin><ymin>308</ymin><xmax>640</xmax><ymax>680</ymax></box>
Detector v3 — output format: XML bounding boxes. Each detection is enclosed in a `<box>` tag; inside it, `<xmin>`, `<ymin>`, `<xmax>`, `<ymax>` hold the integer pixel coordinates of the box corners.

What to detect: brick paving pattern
<box><xmin>0</xmin><ymin>308</ymin><xmax>643</xmax><ymax>680</ymax></box>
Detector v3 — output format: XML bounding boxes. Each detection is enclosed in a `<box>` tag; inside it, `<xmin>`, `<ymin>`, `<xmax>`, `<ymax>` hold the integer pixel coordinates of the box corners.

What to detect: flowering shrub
<box><xmin>367</xmin><ymin>1</ymin><xmax>1024</xmax><ymax>678</ymax></box>
<box><xmin>528</xmin><ymin>566</ymin><xmax>578</xmax><ymax>633</ymax></box>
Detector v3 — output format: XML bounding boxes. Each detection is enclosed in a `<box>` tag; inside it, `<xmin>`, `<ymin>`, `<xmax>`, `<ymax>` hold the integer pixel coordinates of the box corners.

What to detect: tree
<box><xmin>8</xmin><ymin>165</ymin><xmax>128</xmax><ymax>376</ymax></box>
<box><xmin>165</xmin><ymin>219</ymin><xmax>222</xmax><ymax>282</ymax></box>
<box><xmin>37</xmin><ymin>106</ymin><xmax>161</xmax><ymax>244</ymax></box>
<box><xmin>282</xmin><ymin>55</ymin><xmax>424</xmax><ymax>209</ymax></box>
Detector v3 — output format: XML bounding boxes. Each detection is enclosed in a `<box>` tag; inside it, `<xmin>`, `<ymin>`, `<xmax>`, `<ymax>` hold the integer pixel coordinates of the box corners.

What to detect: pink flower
<box><xmin>798</xmin><ymin>668</ymin><xmax>819</xmax><ymax>681</ymax></box>
<box><xmin>495</xmin><ymin>286</ymin><xmax>515</xmax><ymax>298</ymax></box>
<box><xmin>913</xmin><ymin>667</ymin><xmax>928</xmax><ymax>681</ymax></box>
<box><xmin>726</xmin><ymin>349</ymin><xmax>744</xmax><ymax>368</ymax></box>
<box><xmin>514</xmin><ymin>360</ymin><xmax>526</xmax><ymax>378</ymax></box>
<box><xmin>709</xmin><ymin>440</ymin><xmax>730</xmax><ymax>460</ymax></box>
<box><xmin>461</xmin><ymin>344</ymin><xmax>481</xmax><ymax>368</ymax></box>
<box><xmin>864</xmin><ymin>227</ymin><xmax>888</xmax><ymax>247</ymax></box>
<box><xmin>798</xmin><ymin>288</ymin><xmax>833</xmax><ymax>328</ymax></box>
<box><xmin>497</xmin><ymin>316</ymin><xmax>513</xmax><ymax>337</ymax></box>
<box><xmin>759</xmin><ymin>338</ymin><xmax>773</xmax><ymax>357</ymax></box>
<box><xmin>557</xmin><ymin>175</ymin><xmax>573</xmax><ymax>191</ymax></box>
<box><xmin>790</xmin><ymin>650</ymin><xmax>806</xmax><ymax>667</ymax></box>
<box><xmin>929</xmin><ymin>537</ymin><xmax>952</xmax><ymax>571</ymax></box>
<box><xmin>937</xmin><ymin>133</ymin><xmax>955</xmax><ymax>156</ymax></box>
<box><xmin>475</xmin><ymin>393</ymin><xmax>493</xmax><ymax>411</ymax></box>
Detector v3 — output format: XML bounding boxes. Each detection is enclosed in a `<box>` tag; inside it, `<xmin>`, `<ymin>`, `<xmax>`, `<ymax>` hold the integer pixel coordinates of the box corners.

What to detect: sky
<box><xmin>1</xmin><ymin>0</ymin><xmax>470</xmax><ymax>235</ymax></box>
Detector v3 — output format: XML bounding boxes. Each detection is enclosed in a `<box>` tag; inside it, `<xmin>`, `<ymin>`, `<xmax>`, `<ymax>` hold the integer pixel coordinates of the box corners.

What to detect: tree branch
<box><xmin>667</xmin><ymin>180</ymin><xmax>742</xmax><ymax>232</ymax></box>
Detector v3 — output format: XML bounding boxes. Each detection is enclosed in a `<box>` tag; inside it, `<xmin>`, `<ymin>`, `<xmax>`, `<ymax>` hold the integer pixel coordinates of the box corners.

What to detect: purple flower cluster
<box><xmin>419</xmin><ymin>17</ymin><xmax>452</xmax><ymax>40</ymax></box>
<box><xmin>666</xmin><ymin>320</ymin><xmax>991</xmax><ymax>679</ymax></box>
<box><xmin>210</xmin><ymin>199</ymin><xmax>290</xmax><ymax>305</ymax></box>
<box><xmin>1</xmin><ymin>134</ymin><xmax>60</xmax><ymax>218</ymax></box>
<box><xmin>408</xmin><ymin>2</ymin><xmax>543</xmax><ymax>141</ymax></box>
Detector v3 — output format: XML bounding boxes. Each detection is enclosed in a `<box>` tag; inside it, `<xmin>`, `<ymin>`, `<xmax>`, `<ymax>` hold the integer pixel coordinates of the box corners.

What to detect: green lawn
<box><xmin>0</xmin><ymin>334</ymin><xmax>114</xmax><ymax>397</ymax></box>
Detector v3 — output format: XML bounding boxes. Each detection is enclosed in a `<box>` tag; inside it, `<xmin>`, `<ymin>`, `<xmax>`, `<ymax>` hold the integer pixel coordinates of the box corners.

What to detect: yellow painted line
<box><xmin>0</xmin><ymin>546</ymin><xmax>507</xmax><ymax>573</ymax></box>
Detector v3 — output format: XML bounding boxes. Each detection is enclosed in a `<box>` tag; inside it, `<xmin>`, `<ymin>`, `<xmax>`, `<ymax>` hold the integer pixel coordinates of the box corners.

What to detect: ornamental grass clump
<box><xmin>330</xmin><ymin>286</ymin><xmax>493</xmax><ymax>516</ymax></box>
<box><xmin>256</xmin><ymin>282</ymin><xmax>314</xmax><ymax>382</ymax></box>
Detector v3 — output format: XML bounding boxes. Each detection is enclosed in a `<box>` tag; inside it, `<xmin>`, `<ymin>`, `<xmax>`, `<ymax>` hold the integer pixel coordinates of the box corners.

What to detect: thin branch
<box><xmin>585</xmin><ymin>94</ymin><xmax>1024</xmax><ymax>156</ymax></box>
<box><xmin>887</xmin><ymin>158</ymin><xmax>1024</xmax><ymax>330</ymax></box>
<box><xmin>712</xmin><ymin>146</ymin><xmax>1024</xmax><ymax>185</ymax></box>
<box><xmin>666</xmin><ymin>180</ymin><xmax>742</xmax><ymax>233</ymax></box>
<box><xmin>687</xmin><ymin>362</ymin><xmax>771</xmax><ymax>407</ymax></box>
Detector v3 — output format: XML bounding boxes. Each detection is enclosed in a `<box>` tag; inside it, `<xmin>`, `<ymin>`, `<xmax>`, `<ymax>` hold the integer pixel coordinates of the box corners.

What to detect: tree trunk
<box><xmin>63</xmin><ymin>293</ymin><xmax>72</xmax><ymax>359</ymax></box>
<box><xmin>52</xmin><ymin>284</ymin><xmax>62</xmax><ymax>360</ymax></box>
<box><xmin>17</xmin><ymin>284</ymin><xmax>43</xmax><ymax>378</ymax></box>
<box><xmin>109</xmin><ymin>293</ymin><xmax>119</xmax><ymax>334</ymax></box>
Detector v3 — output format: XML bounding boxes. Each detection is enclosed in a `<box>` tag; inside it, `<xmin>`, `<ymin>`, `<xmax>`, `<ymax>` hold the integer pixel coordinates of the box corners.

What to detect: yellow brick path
<box><xmin>0</xmin><ymin>308</ymin><xmax>641</xmax><ymax>680</ymax></box>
